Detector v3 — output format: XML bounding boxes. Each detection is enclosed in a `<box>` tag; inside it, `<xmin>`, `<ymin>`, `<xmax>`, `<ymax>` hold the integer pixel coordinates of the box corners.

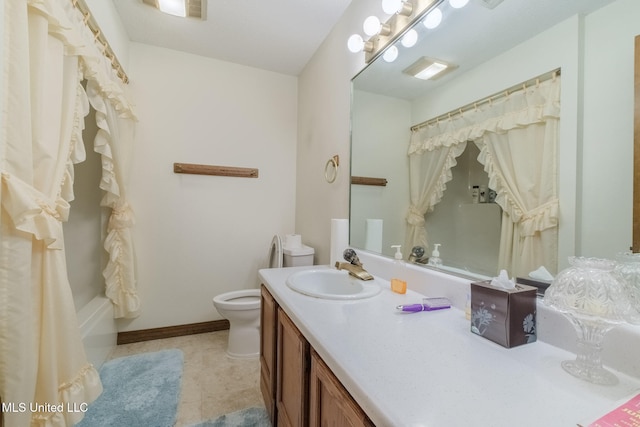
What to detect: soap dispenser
<box><xmin>428</xmin><ymin>244</ymin><xmax>442</xmax><ymax>267</ymax></box>
<box><xmin>390</xmin><ymin>245</ymin><xmax>407</xmax><ymax>294</ymax></box>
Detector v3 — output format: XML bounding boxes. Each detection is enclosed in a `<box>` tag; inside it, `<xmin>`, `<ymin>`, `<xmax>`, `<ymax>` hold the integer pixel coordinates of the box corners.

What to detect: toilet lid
<box><xmin>268</xmin><ymin>235</ymin><xmax>283</xmax><ymax>268</ymax></box>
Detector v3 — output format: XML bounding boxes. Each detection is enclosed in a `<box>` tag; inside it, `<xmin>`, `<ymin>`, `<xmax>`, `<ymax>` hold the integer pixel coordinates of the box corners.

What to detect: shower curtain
<box><xmin>0</xmin><ymin>1</ymin><xmax>137</xmax><ymax>426</ymax></box>
<box><xmin>406</xmin><ymin>75</ymin><xmax>560</xmax><ymax>277</ymax></box>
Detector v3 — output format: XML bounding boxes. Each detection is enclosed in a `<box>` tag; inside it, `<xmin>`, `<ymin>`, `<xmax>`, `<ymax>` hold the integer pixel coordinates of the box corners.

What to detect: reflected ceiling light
<box><xmin>449</xmin><ymin>0</ymin><xmax>470</xmax><ymax>9</ymax></box>
<box><xmin>403</xmin><ymin>57</ymin><xmax>457</xmax><ymax>80</ymax></box>
<box><xmin>142</xmin><ymin>0</ymin><xmax>206</xmax><ymax>19</ymax></box>
<box><xmin>383</xmin><ymin>46</ymin><xmax>399</xmax><ymax>62</ymax></box>
<box><xmin>401</xmin><ymin>29</ymin><xmax>418</xmax><ymax>48</ymax></box>
<box><xmin>423</xmin><ymin>7</ymin><xmax>442</xmax><ymax>29</ymax></box>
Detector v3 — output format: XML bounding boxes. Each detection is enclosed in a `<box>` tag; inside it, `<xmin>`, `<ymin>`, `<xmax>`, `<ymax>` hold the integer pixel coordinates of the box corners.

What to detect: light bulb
<box><xmin>383</xmin><ymin>46</ymin><xmax>398</xmax><ymax>62</ymax></box>
<box><xmin>449</xmin><ymin>0</ymin><xmax>469</xmax><ymax>8</ymax></box>
<box><xmin>401</xmin><ymin>29</ymin><xmax>418</xmax><ymax>48</ymax></box>
<box><xmin>423</xmin><ymin>7</ymin><xmax>442</xmax><ymax>29</ymax></box>
<box><xmin>347</xmin><ymin>34</ymin><xmax>365</xmax><ymax>53</ymax></box>
<box><xmin>363</xmin><ymin>16</ymin><xmax>382</xmax><ymax>36</ymax></box>
<box><xmin>381</xmin><ymin>0</ymin><xmax>403</xmax><ymax>14</ymax></box>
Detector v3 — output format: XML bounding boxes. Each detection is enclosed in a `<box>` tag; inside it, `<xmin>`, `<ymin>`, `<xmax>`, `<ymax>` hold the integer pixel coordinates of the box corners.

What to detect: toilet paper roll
<box><xmin>285</xmin><ymin>234</ymin><xmax>302</xmax><ymax>249</ymax></box>
<box><xmin>364</xmin><ymin>219</ymin><xmax>383</xmax><ymax>253</ymax></box>
<box><xmin>330</xmin><ymin>219</ymin><xmax>349</xmax><ymax>267</ymax></box>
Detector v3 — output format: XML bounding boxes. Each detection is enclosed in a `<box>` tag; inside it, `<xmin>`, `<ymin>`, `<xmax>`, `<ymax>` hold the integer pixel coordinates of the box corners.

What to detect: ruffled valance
<box><xmin>408</xmin><ymin>78</ymin><xmax>560</xmax><ymax>155</ymax></box>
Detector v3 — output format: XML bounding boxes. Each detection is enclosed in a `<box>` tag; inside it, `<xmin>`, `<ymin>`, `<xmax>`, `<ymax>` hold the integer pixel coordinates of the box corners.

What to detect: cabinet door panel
<box><xmin>309</xmin><ymin>350</ymin><xmax>373</xmax><ymax>427</ymax></box>
<box><xmin>276</xmin><ymin>308</ymin><xmax>310</xmax><ymax>427</ymax></box>
<box><xmin>260</xmin><ymin>285</ymin><xmax>278</xmax><ymax>424</ymax></box>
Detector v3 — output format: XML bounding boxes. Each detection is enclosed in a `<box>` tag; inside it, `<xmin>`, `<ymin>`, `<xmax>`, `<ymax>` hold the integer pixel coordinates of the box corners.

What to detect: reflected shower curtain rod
<box><xmin>410</xmin><ymin>68</ymin><xmax>561</xmax><ymax>132</ymax></box>
<box><xmin>71</xmin><ymin>0</ymin><xmax>129</xmax><ymax>84</ymax></box>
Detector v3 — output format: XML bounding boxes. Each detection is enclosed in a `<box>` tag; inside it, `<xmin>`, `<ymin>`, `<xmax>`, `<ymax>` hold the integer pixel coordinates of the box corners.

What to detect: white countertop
<box><xmin>259</xmin><ymin>265</ymin><xmax>640</xmax><ymax>427</ymax></box>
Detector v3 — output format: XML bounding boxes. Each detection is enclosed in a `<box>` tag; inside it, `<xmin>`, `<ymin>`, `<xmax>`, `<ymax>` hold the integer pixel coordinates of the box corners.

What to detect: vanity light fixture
<box><xmin>403</xmin><ymin>56</ymin><xmax>457</xmax><ymax>80</ymax></box>
<box><xmin>363</xmin><ymin>16</ymin><xmax>392</xmax><ymax>37</ymax></box>
<box><xmin>382</xmin><ymin>0</ymin><xmax>413</xmax><ymax>16</ymax></box>
<box><xmin>449</xmin><ymin>0</ymin><xmax>470</xmax><ymax>9</ymax></box>
<box><xmin>383</xmin><ymin>45</ymin><xmax>399</xmax><ymax>62</ymax></box>
<box><xmin>401</xmin><ymin>29</ymin><xmax>418</xmax><ymax>47</ymax></box>
<box><xmin>142</xmin><ymin>0</ymin><xmax>207</xmax><ymax>19</ymax></box>
<box><xmin>423</xmin><ymin>7</ymin><xmax>442</xmax><ymax>29</ymax></box>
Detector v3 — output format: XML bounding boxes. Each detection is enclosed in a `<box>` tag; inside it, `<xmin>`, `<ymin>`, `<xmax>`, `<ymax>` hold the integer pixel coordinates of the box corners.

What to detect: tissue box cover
<box><xmin>470</xmin><ymin>280</ymin><xmax>537</xmax><ymax>348</ymax></box>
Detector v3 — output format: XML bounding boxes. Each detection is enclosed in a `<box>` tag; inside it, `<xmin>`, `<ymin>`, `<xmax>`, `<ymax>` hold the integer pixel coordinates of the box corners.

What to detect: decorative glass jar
<box><xmin>544</xmin><ymin>256</ymin><xmax>636</xmax><ymax>385</ymax></box>
<box><xmin>614</xmin><ymin>251</ymin><xmax>640</xmax><ymax>319</ymax></box>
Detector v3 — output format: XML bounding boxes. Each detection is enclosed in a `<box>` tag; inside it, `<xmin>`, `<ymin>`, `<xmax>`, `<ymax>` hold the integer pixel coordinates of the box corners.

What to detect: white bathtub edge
<box><xmin>77</xmin><ymin>295</ymin><xmax>117</xmax><ymax>369</ymax></box>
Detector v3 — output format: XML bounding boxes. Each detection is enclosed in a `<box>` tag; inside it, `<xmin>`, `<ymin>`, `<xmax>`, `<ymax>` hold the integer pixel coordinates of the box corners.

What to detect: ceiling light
<box><xmin>401</xmin><ymin>29</ymin><xmax>418</xmax><ymax>48</ymax></box>
<box><xmin>449</xmin><ymin>0</ymin><xmax>470</xmax><ymax>9</ymax></box>
<box><xmin>158</xmin><ymin>0</ymin><xmax>185</xmax><ymax>17</ymax></box>
<box><xmin>423</xmin><ymin>7</ymin><xmax>442</xmax><ymax>29</ymax></box>
<box><xmin>142</xmin><ymin>0</ymin><xmax>206</xmax><ymax>19</ymax></box>
<box><xmin>403</xmin><ymin>57</ymin><xmax>457</xmax><ymax>80</ymax></box>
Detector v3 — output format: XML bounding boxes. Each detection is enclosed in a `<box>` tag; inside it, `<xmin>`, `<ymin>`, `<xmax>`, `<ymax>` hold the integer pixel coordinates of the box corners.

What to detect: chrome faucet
<box><xmin>335</xmin><ymin>249</ymin><xmax>374</xmax><ymax>281</ymax></box>
<box><xmin>408</xmin><ymin>246</ymin><xmax>429</xmax><ymax>264</ymax></box>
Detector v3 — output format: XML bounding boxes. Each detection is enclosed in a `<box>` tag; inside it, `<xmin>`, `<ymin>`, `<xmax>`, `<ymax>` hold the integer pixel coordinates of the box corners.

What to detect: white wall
<box><xmin>121</xmin><ymin>43</ymin><xmax>298</xmax><ymax>330</ymax></box>
<box><xmin>295</xmin><ymin>0</ymin><xmax>378</xmax><ymax>265</ymax></box>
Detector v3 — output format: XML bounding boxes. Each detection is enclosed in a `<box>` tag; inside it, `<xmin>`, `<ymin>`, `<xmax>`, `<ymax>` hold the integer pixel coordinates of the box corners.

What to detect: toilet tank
<box><xmin>283</xmin><ymin>245</ymin><xmax>314</xmax><ymax>267</ymax></box>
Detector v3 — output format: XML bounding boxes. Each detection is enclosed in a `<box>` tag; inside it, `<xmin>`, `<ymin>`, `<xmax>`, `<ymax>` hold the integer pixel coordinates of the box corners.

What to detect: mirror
<box><xmin>350</xmin><ymin>0</ymin><xmax>618</xmax><ymax>279</ymax></box>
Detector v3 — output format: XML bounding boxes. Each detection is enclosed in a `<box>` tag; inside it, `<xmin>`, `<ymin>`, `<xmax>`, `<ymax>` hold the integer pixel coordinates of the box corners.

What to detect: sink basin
<box><xmin>286</xmin><ymin>269</ymin><xmax>381</xmax><ymax>300</ymax></box>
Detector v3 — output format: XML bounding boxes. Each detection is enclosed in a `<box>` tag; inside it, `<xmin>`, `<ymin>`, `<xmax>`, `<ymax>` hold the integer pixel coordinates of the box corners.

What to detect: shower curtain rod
<box><xmin>71</xmin><ymin>0</ymin><xmax>129</xmax><ymax>84</ymax></box>
<box><xmin>410</xmin><ymin>68</ymin><xmax>561</xmax><ymax>132</ymax></box>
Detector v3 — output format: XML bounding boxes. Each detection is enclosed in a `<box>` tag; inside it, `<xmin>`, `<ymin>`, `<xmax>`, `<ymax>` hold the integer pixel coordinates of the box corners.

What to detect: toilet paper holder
<box><xmin>325</xmin><ymin>155</ymin><xmax>339</xmax><ymax>183</ymax></box>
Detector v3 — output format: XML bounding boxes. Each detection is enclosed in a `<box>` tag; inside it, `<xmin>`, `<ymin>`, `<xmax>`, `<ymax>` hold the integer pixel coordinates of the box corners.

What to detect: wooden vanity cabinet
<box><xmin>309</xmin><ymin>349</ymin><xmax>374</xmax><ymax>427</ymax></box>
<box><xmin>260</xmin><ymin>285</ymin><xmax>278</xmax><ymax>423</ymax></box>
<box><xmin>276</xmin><ymin>307</ymin><xmax>310</xmax><ymax>427</ymax></box>
<box><xmin>260</xmin><ymin>285</ymin><xmax>371</xmax><ymax>427</ymax></box>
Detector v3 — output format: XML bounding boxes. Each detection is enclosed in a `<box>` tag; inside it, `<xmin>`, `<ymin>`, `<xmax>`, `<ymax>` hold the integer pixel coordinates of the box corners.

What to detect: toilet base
<box><xmin>226</xmin><ymin>321</ymin><xmax>260</xmax><ymax>359</ymax></box>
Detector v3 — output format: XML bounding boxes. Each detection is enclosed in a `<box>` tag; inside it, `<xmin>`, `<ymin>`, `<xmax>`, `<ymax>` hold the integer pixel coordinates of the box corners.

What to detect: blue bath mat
<box><xmin>77</xmin><ymin>349</ymin><xmax>183</xmax><ymax>427</ymax></box>
<box><xmin>189</xmin><ymin>407</ymin><xmax>271</xmax><ymax>427</ymax></box>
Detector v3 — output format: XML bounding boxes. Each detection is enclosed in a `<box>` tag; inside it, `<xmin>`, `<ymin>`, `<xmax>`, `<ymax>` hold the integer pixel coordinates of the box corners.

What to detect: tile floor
<box><xmin>107</xmin><ymin>330</ymin><xmax>264</xmax><ymax>426</ymax></box>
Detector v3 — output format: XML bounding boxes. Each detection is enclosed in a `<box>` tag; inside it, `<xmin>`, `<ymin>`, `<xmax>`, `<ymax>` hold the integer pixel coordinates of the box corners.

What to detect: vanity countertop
<box><xmin>259</xmin><ymin>265</ymin><xmax>640</xmax><ymax>427</ymax></box>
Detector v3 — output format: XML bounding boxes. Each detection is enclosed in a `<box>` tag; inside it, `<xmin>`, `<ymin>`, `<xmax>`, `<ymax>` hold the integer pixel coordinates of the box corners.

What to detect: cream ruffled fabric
<box><xmin>406</xmin><ymin>76</ymin><xmax>560</xmax><ymax>276</ymax></box>
<box><xmin>1</xmin><ymin>0</ymin><xmax>137</xmax><ymax>426</ymax></box>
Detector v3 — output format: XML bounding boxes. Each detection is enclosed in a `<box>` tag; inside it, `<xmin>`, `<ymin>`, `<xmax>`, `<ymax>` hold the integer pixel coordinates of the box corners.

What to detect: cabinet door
<box><xmin>260</xmin><ymin>285</ymin><xmax>278</xmax><ymax>424</ymax></box>
<box><xmin>309</xmin><ymin>350</ymin><xmax>374</xmax><ymax>427</ymax></box>
<box><xmin>277</xmin><ymin>308</ymin><xmax>310</xmax><ymax>427</ymax></box>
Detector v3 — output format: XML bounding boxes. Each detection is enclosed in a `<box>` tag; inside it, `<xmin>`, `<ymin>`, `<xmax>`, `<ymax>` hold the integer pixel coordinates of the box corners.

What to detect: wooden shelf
<box><xmin>173</xmin><ymin>162</ymin><xmax>258</xmax><ymax>178</ymax></box>
<box><xmin>351</xmin><ymin>176</ymin><xmax>388</xmax><ymax>187</ymax></box>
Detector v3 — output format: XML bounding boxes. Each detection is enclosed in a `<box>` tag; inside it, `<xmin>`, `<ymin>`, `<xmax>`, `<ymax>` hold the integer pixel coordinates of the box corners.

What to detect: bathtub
<box><xmin>76</xmin><ymin>295</ymin><xmax>117</xmax><ymax>369</ymax></box>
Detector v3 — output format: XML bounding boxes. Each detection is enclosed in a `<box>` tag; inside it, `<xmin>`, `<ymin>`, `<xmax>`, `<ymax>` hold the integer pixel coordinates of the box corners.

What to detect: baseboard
<box><xmin>117</xmin><ymin>319</ymin><xmax>230</xmax><ymax>345</ymax></box>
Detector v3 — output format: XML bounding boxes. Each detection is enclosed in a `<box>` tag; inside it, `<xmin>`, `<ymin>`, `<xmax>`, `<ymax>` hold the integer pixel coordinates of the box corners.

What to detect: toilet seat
<box><xmin>268</xmin><ymin>234</ymin><xmax>283</xmax><ymax>268</ymax></box>
<box><xmin>213</xmin><ymin>289</ymin><xmax>260</xmax><ymax>311</ymax></box>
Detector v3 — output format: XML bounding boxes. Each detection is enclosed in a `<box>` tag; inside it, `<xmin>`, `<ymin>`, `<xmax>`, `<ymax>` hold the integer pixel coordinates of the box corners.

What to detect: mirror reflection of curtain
<box><xmin>406</xmin><ymin>74</ymin><xmax>560</xmax><ymax>277</ymax></box>
<box><xmin>404</xmin><ymin>136</ymin><xmax>467</xmax><ymax>251</ymax></box>
<box><xmin>1</xmin><ymin>1</ymin><xmax>137</xmax><ymax>426</ymax></box>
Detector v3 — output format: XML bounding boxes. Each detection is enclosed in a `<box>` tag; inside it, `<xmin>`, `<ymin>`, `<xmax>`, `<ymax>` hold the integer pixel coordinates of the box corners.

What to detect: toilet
<box><xmin>213</xmin><ymin>235</ymin><xmax>314</xmax><ymax>358</ymax></box>
<box><xmin>213</xmin><ymin>289</ymin><xmax>261</xmax><ymax>358</ymax></box>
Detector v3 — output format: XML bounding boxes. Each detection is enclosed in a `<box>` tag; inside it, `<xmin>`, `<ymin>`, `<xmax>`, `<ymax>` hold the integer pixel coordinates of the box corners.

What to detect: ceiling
<box><xmin>354</xmin><ymin>0</ymin><xmax>615</xmax><ymax>100</ymax></box>
<box><xmin>112</xmin><ymin>0</ymin><xmax>353</xmax><ymax>76</ymax></box>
